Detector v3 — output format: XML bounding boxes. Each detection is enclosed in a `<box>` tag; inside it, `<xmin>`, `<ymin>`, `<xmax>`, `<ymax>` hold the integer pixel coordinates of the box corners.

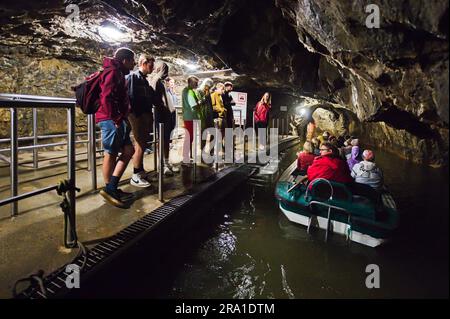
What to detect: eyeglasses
<box><xmin>319</xmin><ymin>148</ymin><xmax>330</xmax><ymax>152</ymax></box>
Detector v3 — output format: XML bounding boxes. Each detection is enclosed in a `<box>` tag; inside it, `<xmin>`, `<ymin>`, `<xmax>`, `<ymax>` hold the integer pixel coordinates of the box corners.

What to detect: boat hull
<box><xmin>279</xmin><ymin>204</ymin><xmax>387</xmax><ymax>247</ymax></box>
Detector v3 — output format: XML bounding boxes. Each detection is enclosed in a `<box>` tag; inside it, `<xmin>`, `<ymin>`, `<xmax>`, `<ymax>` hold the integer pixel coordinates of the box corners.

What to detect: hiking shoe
<box><xmin>130</xmin><ymin>172</ymin><xmax>151</xmax><ymax>188</ymax></box>
<box><xmin>100</xmin><ymin>188</ymin><xmax>128</xmax><ymax>208</ymax></box>
<box><xmin>167</xmin><ymin>163</ymin><xmax>180</xmax><ymax>173</ymax></box>
<box><xmin>163</xmin><ymin>165</ymin><xmax>174</xmax><ymax>177</ymax></box>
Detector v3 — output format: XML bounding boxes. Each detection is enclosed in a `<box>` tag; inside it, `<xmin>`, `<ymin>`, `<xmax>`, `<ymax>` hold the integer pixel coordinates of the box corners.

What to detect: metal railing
<box><xmin>0</xmin><ymin>93</ymin><xmax>78</xmax><ymax>246</ymax></box>
<box><xmin>0</xmin><ymin>93</ymin><xmax>186</xmax><ymax>212</ymax></box>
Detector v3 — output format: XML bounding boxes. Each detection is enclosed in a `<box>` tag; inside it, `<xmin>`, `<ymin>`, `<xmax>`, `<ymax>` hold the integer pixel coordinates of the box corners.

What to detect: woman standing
<box><xmin>211</xmin><ymin>83</ymin><xmax>226</xmax><ymax>152</ymax></box>
<box><xmin>181</xmin><ymin>76</ymin><xmax>200</xmax><ymax>163</ymax></box>
<box><xmin>254</xmin><ymin>92</ymin><xmax>271</xmax><ymax>128</ymax></box>
<box><xmin>196</xmin><ymin>78</ymin><xmax>214</xmax><ymax>152</ymax></box>
<box><xmin>254</xmin><ymin>92</ymin><xmax>271</xmax><ymax>150</ymax></box>
<box><xmin>149</xmin><ymin>61</ymin><xmax>179</xmax><ymax>176</ymax></box>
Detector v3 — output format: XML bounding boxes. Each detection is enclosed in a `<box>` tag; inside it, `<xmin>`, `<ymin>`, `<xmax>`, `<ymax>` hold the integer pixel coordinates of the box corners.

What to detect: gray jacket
<box><xmin>351</xmin><ymin>160</ymin><xmax>384</xmax><ymax>190</ymax></box>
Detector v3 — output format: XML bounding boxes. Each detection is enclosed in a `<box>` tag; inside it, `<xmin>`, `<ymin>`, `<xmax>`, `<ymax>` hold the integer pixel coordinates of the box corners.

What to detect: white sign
<box><xmin>230</xmin><ymin>91</ymin><xmax>247</xmax><ymax>126</ymax></box>
<box><xmin>280</xmin><ymin>106</ymin><xmax>288</xmax><ymax>112</ymax></box>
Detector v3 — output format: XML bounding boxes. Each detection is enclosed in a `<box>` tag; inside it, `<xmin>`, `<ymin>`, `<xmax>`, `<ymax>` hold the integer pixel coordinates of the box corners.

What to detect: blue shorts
<box><xmin>98</xmin><ymin>120</ymin><xmax>132</xmax><ymax>155</ymax></box>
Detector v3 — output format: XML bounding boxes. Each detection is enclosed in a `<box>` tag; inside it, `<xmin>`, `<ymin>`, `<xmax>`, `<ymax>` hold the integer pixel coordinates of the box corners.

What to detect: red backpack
<box><xmin>72</xmin><ymin>69</ymin><xmax>105</xmax><ymax>114</ymax></box>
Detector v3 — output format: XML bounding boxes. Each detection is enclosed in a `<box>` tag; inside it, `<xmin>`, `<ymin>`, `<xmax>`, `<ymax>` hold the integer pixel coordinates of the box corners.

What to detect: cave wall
<box><xmin>0</xmin><ymin>56</ymin><xmax>96</xmax><ymax>138</ymax></box>
<box><xmin>0</xmin><ymin>0</ymin><xmax>448</xmax><ymax>166</ymax></box>
<box><xmin>275</xmin><ymin>0</ymin><xmax>449</xmax><ymax>166</ymax></box>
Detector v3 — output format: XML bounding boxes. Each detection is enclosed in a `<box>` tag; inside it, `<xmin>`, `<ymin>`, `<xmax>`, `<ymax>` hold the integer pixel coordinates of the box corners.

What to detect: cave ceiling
<box><xmin>0</xmin><ymin>0</ymin><xmax>448</xmax><ymax>130</ymax></box>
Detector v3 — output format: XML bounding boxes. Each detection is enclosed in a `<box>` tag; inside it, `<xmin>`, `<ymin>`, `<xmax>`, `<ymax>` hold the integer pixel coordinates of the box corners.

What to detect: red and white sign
<box><xmin>230</xmin><ymin>91</ymin><xmax>247</xmax><ymax>126</ymax></box>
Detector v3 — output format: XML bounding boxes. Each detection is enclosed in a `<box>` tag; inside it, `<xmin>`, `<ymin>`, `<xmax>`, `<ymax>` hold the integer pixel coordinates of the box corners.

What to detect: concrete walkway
<box><xmin>0</xmin><ymin>137</ymin><xmax>220</xmax><ymax>298</ymax></box>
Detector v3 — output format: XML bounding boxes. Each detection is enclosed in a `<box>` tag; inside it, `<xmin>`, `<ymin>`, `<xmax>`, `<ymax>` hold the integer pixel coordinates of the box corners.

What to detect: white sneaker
<box><xmin>163</xmin><ymin>165</ymin><xmax>174</xmax><ymax>177</ymax></box>
<box><xmin>130</xmin><ymin>172</ymin><xmax>151</xmax><ymax>188</ymax></box>
<box><xmin>167</xmin><ymin>163</ymin><xmax>180</xmax><ymax>173</ymax></box>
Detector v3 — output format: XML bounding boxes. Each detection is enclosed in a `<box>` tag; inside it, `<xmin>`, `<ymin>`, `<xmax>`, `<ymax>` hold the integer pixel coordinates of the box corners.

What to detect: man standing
<box><xmin>96</xmin><ymin>47</ymin><xmax>135</xmax><ymax>208</ymax></box>
<box><xmin>222</xmin><ymin>81</ymin><xmax>236</xmax><ymax>129</ymax></box>
<box><xmin>126</xmin><ymin>54</ymin><xmax>155</xmax><ymax>188</ymax></box>
<box><xmin>148</xmin><ymin>61</ymin><xmax>179</xmax><ymax>176</ymax></box>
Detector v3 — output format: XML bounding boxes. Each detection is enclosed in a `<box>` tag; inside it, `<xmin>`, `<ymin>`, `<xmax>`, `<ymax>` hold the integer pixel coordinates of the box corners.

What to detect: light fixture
<box><xmin>295</xmin><ymin>106</ymin><xmax>309</xmax><ymax>117</ymax></box>
<box><xmin>98</xmin><ymin>25</ymin><xmax>127</xmax><ymax>42</ymax></box>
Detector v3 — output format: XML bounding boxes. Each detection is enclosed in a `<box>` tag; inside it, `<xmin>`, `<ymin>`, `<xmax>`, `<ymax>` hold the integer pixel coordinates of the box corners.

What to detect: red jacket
<box><xmin>254</xmin><ymin>102</ymin><xmax>270</xmax><ymax>124</ymax></box>
<box><xmin>307</xmin><ymin>155</ymin><xmax>353</xmax><ymax>184</ymax></box>
<box><xmin>297</xmin><ymin>151</ymin><xmax>315</xmax><ymax>172</ymax></box>
<box><xmin>96</xmin><ymin>57</ymin><xmax>130</xmax><ymax>125</ymax></box>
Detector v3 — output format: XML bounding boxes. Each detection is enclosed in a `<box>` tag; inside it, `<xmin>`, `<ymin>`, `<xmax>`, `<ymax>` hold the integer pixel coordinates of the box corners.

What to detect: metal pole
<box><xmin>66</xmin><ymin>106</ymin><xmax>77</xmax><ymax>247</ymax></box>
<box><xmin>158</xmin><ymin>123</ymin><xmax>164</xmax><ymax>202</ymax></box>
<box><xmin>32</xmin><ymin>108</ymin><xmax>38</xmax><ymax>169</ymax></box>
<box><xmin>239</xmin><ymin>110</ymin><xmax>242</xmax><ymax>128</ymax></box>
<box><xmin>286</xmin><ymin>113</ymin><xmax>289</xmax><ymax>136</ymax></box>
<box><xmin>277</xmin><ymin>118</ymin><xmax>280</xmax><ymax>137</ymax></box>
<box><xmin>88</xmin><ymin>114</ymin><xmax>97</xmax><ymax>190</ymax></box>
<box><xmin>244</xmin><ymin>134</ymin><xmax>248</xmax><ymax>161</ymax></box>
<box><xmin>193</xmin><ymin>121</ymin><xmax>198</xmax><ymax>183</ymax></box>
<box><xmin>232</xmin><ymin>135</ymin><xmax>236</xmax><ymax>164</ymax></box>
<box><xmin>10</xmin><ymin>108</ymin><xmax>18</xmax><ymax>217</ymax></box>
<box><xmin>87</xmin><ymin>114</ymin><xmax>92</xmax><ymax>171</ymax></box>
<box><xmin>252</xmin><ymin>112</ymin><xmax>256</xmax><ymax>152</ymax></box>
<box><xmin>214</xmin><ymin>126</ymin><xmax>219</xmax><ymax>171</ymax></box>
<box><xmin>153</xmin><ymin>110</ymin><xmax>157</xmax><ymax>172</ymax></box>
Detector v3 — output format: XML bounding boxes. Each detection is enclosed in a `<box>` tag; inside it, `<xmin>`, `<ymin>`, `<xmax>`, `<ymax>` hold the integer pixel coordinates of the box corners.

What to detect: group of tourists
<box><xmin>296</xmin><ymin>122</ymin><xmax>385</xmax><ymax>197</ymax></box>
<box><xmin>180</xmin><ymin>77</ymin><xmax>237</xmax><ymax>162</ymax></box>
<box><xmin>94</xmin><ymin>47</ymin><xmax>244</xmax><ymax>208</ymax></box>
<box><xmin>95</xmin><ymin>48</ymin><xmax>184</xmax><ymax>208</ymax></box>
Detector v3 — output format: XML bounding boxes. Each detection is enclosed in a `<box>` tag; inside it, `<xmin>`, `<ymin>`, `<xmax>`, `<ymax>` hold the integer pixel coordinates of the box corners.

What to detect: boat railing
<box><xmin>305</xmin><ymin>179</ymin><xmax>353</xmax><ymax>242</ymax></box>
<box><xmin>304</xmin><ymin>178</ymin><xmax>335</xmax><ymax>200</ymax></box>
<box><xmin>308</xmin><ymin>200</ymin><xmax>352</xmax><ymax>242</ymax></box>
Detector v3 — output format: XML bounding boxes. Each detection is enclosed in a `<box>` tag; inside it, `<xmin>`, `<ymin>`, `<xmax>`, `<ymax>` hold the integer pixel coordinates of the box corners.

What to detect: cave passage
<box><xmin>0</xmin><ymin>0</ymin><xmax>448</xmax><ymax>303</ymax></box>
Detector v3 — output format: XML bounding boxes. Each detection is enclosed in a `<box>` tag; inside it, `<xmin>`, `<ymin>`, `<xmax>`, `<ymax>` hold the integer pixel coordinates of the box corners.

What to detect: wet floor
<box><xmin>74</xmin><ymin>147</ymin><xmax>449</xmax><ymax>299</ymax></box>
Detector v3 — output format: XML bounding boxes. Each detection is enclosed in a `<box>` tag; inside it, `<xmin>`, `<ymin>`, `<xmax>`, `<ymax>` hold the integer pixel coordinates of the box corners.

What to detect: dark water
<box><xmin>79</xmin><ymin>148</ymin><xmax>448</xmax><ymax>299</ymax></box>
<box><xmin>163</xmin><ymin>149</ymin><xmax>449</xmax><ymax>299</ymax></box>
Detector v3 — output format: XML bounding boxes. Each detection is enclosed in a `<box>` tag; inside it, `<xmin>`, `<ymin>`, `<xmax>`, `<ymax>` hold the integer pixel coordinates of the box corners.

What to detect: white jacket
<box><xmin>351</xmin><ymin>160</ymin><xmax>384</xmax><ymax>190</ymax></box>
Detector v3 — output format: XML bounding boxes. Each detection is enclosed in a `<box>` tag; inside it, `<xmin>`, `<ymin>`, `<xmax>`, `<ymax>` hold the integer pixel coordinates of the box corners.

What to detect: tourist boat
<box><xmin>275</xmin><ymin>161</ymin><xmax>399</xmax><ymax>247</ymax></box>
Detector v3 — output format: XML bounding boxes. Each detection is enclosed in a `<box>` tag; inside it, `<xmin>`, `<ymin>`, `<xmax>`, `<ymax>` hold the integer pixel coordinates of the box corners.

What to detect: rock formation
<box><xmin>0</xmin><ymin>0</ymin><xmax>448</xmax><ymax>166</ymax></box>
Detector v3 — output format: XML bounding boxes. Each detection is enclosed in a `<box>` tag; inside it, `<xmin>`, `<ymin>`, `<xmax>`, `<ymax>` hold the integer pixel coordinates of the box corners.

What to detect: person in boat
<box><xmin>351</xmin><ymin>149</ymin><xmax>384</xmax><ymax>191</ymax></box>
<box><xmin>311</xmin><ymin>137</ymin><xmax>321</xmax><ymax>156</ymax></box>
<box><xmin>342</xmin><ymin>137</ymin><xmax>357</xmax><ymax>158</ymax></box>
<box><xmin>298</xmin><ymin>142</ymin><xmax>353</xmax><ymax>186</ymax></box>
<box><xmin>296</xmin><ymin>141</ymin><xmax>316</xmax><ymax>176</ymax></box>
<box><xmin>317</xmin><ymin>131</ymin><xmax>330</xmax><ymax>145</ymax></box>
<box><xmin>306</xmin><ymin>119</ymin><xmax>316</xmax><ymax>141</ymax></box>
<box><xmin>347</xmin><ymin>145</ymin><xmax>361</xmax><ymax>170</ymax></box>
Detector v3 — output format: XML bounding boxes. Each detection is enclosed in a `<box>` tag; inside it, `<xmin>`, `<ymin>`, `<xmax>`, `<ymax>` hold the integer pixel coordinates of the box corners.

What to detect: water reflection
<box><xmin>169</xmin><ymin>148</ymin><xmax>448</xmax><ymax>298</ymax></box>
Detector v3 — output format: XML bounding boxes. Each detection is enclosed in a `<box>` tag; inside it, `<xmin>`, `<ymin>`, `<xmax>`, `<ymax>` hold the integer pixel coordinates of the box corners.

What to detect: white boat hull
<box><xmin>279</xmin><ymin>204</ymin><xmax>387</xmax><ymax>247</ymax></box>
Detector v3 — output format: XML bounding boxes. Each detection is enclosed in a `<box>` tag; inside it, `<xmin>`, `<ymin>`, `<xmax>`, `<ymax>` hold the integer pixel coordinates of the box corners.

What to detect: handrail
<box><xmin>0</xmin><ymin>93</ymin><xmax>78</xmax><ymax>247</ymax></box>
<box><xmin>0</xmin><ymin>94</ymin><xmax>75</xmax><ymax>108</ymax></box>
